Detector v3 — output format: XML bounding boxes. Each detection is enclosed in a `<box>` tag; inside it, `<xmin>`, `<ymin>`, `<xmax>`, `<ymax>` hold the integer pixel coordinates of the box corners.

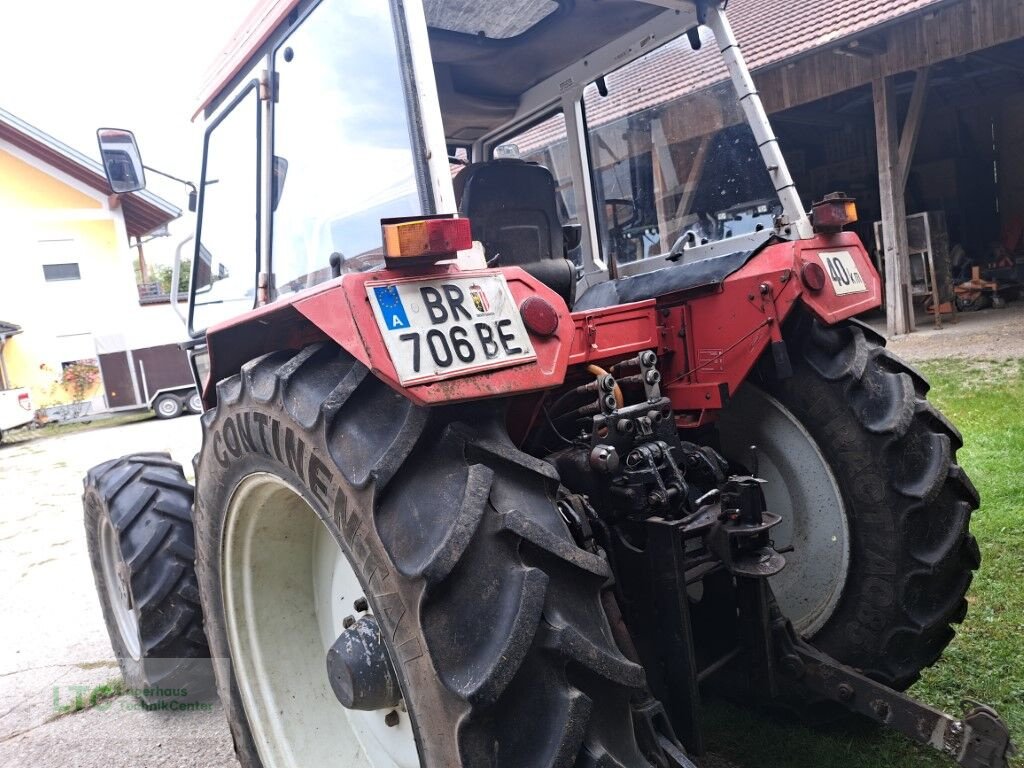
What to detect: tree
<box><xmin>150</xmin><ymin>260</ymin><xmax>191</xmax><ymax>295</ymax></box>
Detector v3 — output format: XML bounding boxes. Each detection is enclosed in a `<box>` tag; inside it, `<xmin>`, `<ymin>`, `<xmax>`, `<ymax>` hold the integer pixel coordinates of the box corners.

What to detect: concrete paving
<box><xmin>0</xmin><ymin>408</ymin><xmax>744</xmax><ymax>768</ymax></box>
<box><xmin>866</xmin><ymin>301</ymin><xmax>1024</xmax><ymax>362</ymax></box>
<box><xmin>0</xmin><ymin>415</ymin><xmax>235</xmax><ymax>767</ymax></box>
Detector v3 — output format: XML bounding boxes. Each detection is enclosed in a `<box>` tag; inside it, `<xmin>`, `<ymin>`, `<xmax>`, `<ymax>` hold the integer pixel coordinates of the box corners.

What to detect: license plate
<box><xmin>367</xmin><ymin>274</ymin><xmax>536</xmax><ymax>385</ymax></box>
<box><xmin>819</xmin><ymin>250</ymin><xmax>868</xmax><ymax>296</ymax></box>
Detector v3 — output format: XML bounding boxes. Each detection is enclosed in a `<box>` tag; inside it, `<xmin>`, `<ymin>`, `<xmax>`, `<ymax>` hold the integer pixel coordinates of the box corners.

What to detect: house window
<box><xmin>43</xmin><ymin>263</ymin><xmax>82</xmax><ymax>281</ymax></box>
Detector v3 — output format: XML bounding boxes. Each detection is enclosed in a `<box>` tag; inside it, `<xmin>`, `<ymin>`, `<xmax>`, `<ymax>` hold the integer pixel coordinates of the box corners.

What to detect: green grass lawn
<box><xmin>1</xmin><ymin>411</ymin><xmax>154</xmax><ymax>446</ymax></box>
<box><xmin>703</xmin><ymin>357</ymin><xmax>1024</xmax><ymax>767</ymax></box>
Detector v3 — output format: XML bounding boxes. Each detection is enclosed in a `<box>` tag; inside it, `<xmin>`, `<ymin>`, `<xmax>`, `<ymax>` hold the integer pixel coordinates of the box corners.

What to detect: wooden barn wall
<box><xmin>1001</xmin><ymin>97</ymin><xmax>1024</xmax><ymax>227</ymax></box>
<box><xmin>756</xmin><ymin>0</ymin><xmax>1024</xmax><ymax>113</ymax></box>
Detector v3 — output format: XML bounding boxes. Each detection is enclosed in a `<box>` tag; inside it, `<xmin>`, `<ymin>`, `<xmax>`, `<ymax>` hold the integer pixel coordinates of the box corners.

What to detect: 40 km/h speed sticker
<box><xmin>819</xmin><ymin>250</ymin><xmax>868</xmax><ymax>296</ymax></box>
<box><xmin>367</xmin><ymin>273</ymin><xmax>536</xmax><ymax>385</ymax></box>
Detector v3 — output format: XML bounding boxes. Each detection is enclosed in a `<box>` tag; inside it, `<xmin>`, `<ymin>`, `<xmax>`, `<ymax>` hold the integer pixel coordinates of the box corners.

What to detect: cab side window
<box><xmin>272</xmin><ymin>0</ymin><xmax>423</xmax><ymax>295</ymax></box>
<box><xmin>191</xmin><ymin>82</ymin><xmax>261</xmax><ymax>335</ymax></box>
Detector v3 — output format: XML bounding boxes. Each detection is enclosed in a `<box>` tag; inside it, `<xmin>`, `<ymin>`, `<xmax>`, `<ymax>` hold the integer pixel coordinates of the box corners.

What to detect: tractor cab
<box><xmin>173</xmin><ymin>0</ymin><xmax>810</xmax><ymax>334</ymax></box>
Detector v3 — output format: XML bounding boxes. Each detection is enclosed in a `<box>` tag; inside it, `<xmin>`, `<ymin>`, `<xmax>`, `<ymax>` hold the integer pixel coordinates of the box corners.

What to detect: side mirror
<box><xmin>194</xmin><ymin>244</ymin><xmax>215</xmax><ymax>293</ymax></box>
<box><xmin>271</xmin><ymin>156</ymin><xmax>288</xmax><ymax>212</ymax></box>
<box><xmin>96</xmin><ymin>128</ymin><xmax>146</xmax><ymax>193</ymax></box>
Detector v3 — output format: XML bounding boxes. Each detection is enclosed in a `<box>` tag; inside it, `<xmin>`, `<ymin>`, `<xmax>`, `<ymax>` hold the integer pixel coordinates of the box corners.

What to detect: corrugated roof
<box><xmin>0</xmin><ymin>107</ymin><xmax>181</xmax><ymax>239</ymax></box>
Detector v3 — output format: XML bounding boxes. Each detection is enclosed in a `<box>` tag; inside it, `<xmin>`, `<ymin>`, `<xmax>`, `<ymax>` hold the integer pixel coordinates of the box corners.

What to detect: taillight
<box><xmin>18</xmin><ymin>392</ymin><xmax>31</xmax><ymax>410</ymax></box>
<box><xmin>811</xmin><ymin>192</ymin><xmax>858</xmax><ymax>233</ymax></box>
<box><xmin>381</xmin><ymin>215</ymin><xmax>472</xmax><ymax>266</ymax></box>
<box><xmin>801</xmin><ymin>262</ymin><xmax>827</xmax><ymax>292</ymax></box>
<box><xmin>519</xmin><ymin>296</ymin><xmax>559</xmax><ymax>337</ymax></box>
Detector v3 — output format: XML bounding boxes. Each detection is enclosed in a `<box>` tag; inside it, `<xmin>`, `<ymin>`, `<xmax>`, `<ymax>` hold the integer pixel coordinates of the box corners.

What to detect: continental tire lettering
<box><xmin>333</xmin><ymin>487</ymin><xmax>354</xmax><ymax>537</ymax></box>
<box><xmin>253</xmin><ymin>412</ymin><xmax>271</xmax><ymax>454</ymax></box>
<box><xmin>284</xmin><ymin>428</ymin><xmax>305</xmax><ymax>476</ymax></box>
<box><xmin>392</xmin><ymin>634</ymin><xmax>424</xmax><ymax>664</ymax></box>
<box><xmin>237</xmin><ymin>413</ymin><xmax>256</xmax><ymax>453</ymax></box>
<box><xmin>223</xmin><ymin>418</ymin><xmax>240</xmax><ymax>457</ymax></box>
<box><xmin>363</xmin><ymin>555</ymin><xmax>390</xmax><ymax>593</ymax></box>
<box><xmin>213</xmin><ymin>432</ymin><xmax>230</xmax><ymax>468</ymax></box>
<box><xmin>308</xmin><ymin>453</ymin><xmax>331</xmax><ymax>508</ymax></box>
<box><xmin>271</xmin><ymin>418</ymin><xmax>283</xmax><ymax>463</ymax></box>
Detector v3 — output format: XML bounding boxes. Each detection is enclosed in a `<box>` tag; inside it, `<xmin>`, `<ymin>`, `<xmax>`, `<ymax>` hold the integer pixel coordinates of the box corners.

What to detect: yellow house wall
<box><xmin>0</xmin><ymin>149</ymin><xmax>102</xmax><ymax>210</ymax></box>
<box><xmin>0</xmin><ymin>144</ymin><xmax>181</xmax><ymax>412</ymax></box>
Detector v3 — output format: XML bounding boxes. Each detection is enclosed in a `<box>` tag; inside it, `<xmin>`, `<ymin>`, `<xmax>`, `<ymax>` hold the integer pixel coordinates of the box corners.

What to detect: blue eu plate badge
<box><xmin>373</xmin><ymin>285</ymin><xmax>410</xmax><ymax>330</ymax></box>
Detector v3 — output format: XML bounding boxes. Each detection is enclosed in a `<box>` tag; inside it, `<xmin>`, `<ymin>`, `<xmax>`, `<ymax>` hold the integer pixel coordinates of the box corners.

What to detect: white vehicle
<box><xmin>0</xmin><ymin>387</ymin><xmax>33</xmax><ymax>443</ymax></box>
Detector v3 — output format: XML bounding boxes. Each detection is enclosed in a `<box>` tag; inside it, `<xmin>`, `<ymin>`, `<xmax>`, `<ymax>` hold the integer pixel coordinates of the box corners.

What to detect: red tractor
<box><xmin>84</xmin><ymin>1</ymin><xmax>1013</xmax><ymax>766</ymax></box>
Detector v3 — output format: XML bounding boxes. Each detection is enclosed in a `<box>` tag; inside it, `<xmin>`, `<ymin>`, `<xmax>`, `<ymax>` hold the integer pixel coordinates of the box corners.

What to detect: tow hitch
<box><xmin>641</xmin><ymin>476</ymin><xmax>1015</xmax><ymax>767</ymax></box>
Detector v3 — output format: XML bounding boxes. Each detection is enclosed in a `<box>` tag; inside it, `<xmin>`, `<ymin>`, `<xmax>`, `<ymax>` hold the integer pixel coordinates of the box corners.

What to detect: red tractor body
<box><xmin>200</xmin><ymin>232</ymin><xmax>879</xmax><ymax>422</ymax></box>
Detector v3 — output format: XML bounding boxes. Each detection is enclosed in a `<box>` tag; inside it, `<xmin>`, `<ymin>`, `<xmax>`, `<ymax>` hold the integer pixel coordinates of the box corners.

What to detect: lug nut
<box><xmin>644</xmin><ymin>369</ymin><xmax>661</xmax><ymax>385</ymax></box>
<box><xmin>342</xmin><ymin>614</ymin><xmax>355</xmax><ymax>629</ymax></box>
<box><xmin>600</xmin><ymin>375</ymin><xmax>616</xmax><ymax>392</ymax></box>
<box><xmin>385</xmin><ymin>710</ymin><xmax>400</xmax><ymax>727</ymax></box>
<box><xmin>354</xmin><ymin>597</ymin><xmax>368</xmax><ymax>612</ymax></box>
<box><xmin>603</xmin><ymin>394</ymin><xmax>617</xmax><ymax>410</ymax></box>
<box><xmin>640</xmin><ymin>351</ymin><xmax>657</xmax><ymax>366</ymax></box>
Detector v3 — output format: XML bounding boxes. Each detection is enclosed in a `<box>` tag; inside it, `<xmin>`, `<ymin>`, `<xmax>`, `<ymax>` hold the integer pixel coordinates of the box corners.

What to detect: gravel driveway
<box><xmin>0</xmin><ymin>415</ymin><xmax>235</xmax><ymax>768</ymax></box>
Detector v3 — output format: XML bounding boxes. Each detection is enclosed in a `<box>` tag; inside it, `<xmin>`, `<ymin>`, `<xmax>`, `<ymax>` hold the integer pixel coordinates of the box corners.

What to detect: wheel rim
<box><xmin>157</xmin><ymin>398</ymin><xmax>179</xmax><ymax>417</ymax></box>
<box><xmin>222</xmin><ymin>473</ymin><xmax>419</xmax><ymax>768</ymax></box>
<box><xmin>188</xmin><ymin>393</ymin><xmax>202</xmax><ymax>413</ymax></box>
<box><xmin>98</xmin><ymin>515</ymin><xmax>142</xmax><ymax>660</ymax></box>
<box><xmin>716</xmin><ymin>385</ymin><xmax>850</xmax><ymax>636</ymax></box>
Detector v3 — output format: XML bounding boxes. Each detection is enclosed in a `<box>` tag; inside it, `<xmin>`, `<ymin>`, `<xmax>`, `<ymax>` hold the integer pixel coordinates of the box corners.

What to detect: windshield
<box><xmin>271</xmin><ymin>0</ymin><xmax>423</xmax><ymax>296</ymax></box>
<box><xmin>583</xmin><ymin>40</ymin><xmax>781</xmax><ymax>267</ymax></box>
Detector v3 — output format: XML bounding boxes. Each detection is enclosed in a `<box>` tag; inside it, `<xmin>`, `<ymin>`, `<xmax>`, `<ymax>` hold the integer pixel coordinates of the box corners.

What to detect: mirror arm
<box><xmin>142</xmin><ymin>164</ymin><xmax>195</xmax><ymax>192</ymax></box>
<box><xmin>142</xmin><ymin>164</ymin><xmax>199</xmax><ymax>206</ymax></box>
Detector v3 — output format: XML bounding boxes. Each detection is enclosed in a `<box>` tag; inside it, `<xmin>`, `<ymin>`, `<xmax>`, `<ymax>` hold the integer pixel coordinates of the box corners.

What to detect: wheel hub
<box><xmin>327</xmin><ymin>616</ymin><xmax>402</xmax><ymax>711</ymax></box>
<box><xmin>716</xmin><ymin>384</ymin><xmax>850</xmax><ymax>636</ymax></box>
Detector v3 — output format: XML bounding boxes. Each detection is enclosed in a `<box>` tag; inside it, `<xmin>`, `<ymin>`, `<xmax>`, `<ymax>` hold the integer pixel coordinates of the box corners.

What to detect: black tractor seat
<box><xmin>456</xmin><ymin>159</ymin><xmax>576</xmax><ymax>305</ymax></box>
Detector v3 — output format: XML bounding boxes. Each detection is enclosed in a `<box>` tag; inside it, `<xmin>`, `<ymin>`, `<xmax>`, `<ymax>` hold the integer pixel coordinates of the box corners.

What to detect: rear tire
<box><xmin>83</xmin><ymin>454</ymin><xmax>212</xmax><ymax>703</ymax></box>
<box><xmin>730</xmin><ymin>316</ymin><xmax>979</xmax><ymax>689</ymax></box>
<box><xmin>193</xmin><ymin>343</ymin><xmax>653</xmax><ymax>767</ymax></box>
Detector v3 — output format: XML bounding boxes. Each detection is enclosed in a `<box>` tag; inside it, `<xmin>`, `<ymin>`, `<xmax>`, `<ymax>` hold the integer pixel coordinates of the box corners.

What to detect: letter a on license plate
<box><xmin>367</xmin><ymin>273</ymin><xmax>536</xmax><ymax>385</ymax></box>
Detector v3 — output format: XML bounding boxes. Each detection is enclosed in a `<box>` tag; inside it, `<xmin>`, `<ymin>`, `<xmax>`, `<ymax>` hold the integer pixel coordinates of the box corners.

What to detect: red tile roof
<box><xmin>583</xmin><ymin>0</ymin><xmax>948</xmax><ymax>129</ymax></box>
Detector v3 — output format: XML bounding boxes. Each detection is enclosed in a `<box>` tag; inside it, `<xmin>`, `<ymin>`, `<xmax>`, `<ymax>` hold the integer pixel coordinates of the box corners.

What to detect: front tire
<box><xmin>83</xmin><ymin>454</ymin><xmax>212</xmax><ymax>703</ymax></box>
<box><xmin>719</xmin><ymin>316</ymin><xmax>979</xmax><ymax>689</ymax></box>
<box><xmin>193</xmin><ymin>343</ymin><xmax>652</xmax><ymax>767</ymax></box>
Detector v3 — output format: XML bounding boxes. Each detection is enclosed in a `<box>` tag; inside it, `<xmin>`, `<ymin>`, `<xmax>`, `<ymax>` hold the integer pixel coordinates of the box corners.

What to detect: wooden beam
<box><xmin>674</xmin><ymin>135</ymin><xmax>712</xmax><ymax>224</ymax></box>
<box><xmin>897</xmin><ymin>67</ymin><xmax>930</xmax><ymax>192</ymax></box>
<box><xmin>874</xmin><ymin>75</ymin><xmax>914</xmax><ymax>335</ymax></box>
